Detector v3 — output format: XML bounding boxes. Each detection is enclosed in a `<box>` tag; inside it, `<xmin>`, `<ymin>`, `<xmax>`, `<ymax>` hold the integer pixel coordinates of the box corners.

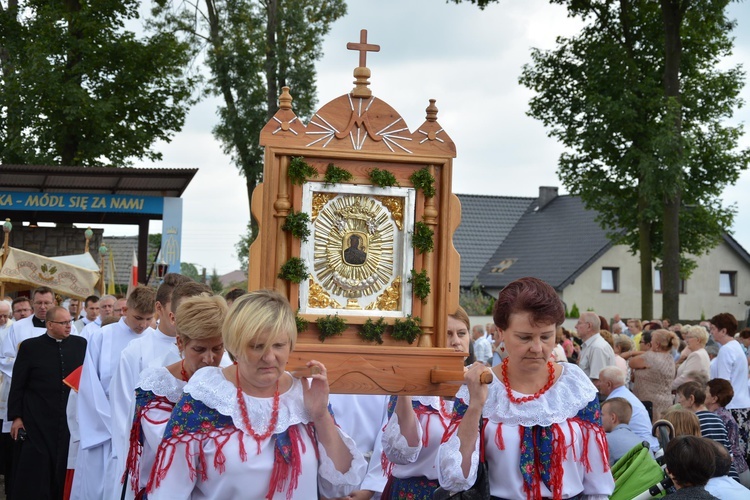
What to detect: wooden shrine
<box><xmin>249</xmin><ymin>30</ymin><xmax>464</xmax><ymax>396</ymax></box>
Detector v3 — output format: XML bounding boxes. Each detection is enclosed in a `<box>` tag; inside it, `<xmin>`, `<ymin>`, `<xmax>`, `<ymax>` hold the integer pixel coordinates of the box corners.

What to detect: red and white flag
<box><xmin>126</xmin><ymin>249</ymin><xmax>138</xmax><ymax>297</ymax></box>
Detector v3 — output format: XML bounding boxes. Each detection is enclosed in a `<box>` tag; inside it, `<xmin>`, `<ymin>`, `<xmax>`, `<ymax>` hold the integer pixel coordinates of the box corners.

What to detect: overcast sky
<box><xmin>108</xmin><ymin>0</ymin><xmax>750</xmax><ymax>275</ymax></box>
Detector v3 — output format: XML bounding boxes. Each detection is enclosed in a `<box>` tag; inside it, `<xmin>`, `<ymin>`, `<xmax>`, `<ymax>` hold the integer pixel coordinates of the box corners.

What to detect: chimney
<box><xmin>537</xmin><ymin>186</ymin><xmax>558</xmax><ymax>210</ymax></box>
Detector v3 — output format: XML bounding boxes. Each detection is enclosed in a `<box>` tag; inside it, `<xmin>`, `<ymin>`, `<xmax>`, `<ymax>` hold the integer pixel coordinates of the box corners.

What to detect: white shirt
<box><xmin>711</xmin><ymin>340</ymin><xmax>750</xmax><ymax>409</ymax></box>
<box><xmin>473</xmin><ymin>337</ymin><xmax>493</xmax><ymax>364</ymax></box>
<box><xmin>437</xmin><ymin>363</ymin><xmax>614</xmax><ymax>499</ymax></box>
<box><xmin>148</xmin><ymin>367</ymin><xmax>367</xmax><ymax>500</ymax></box>
<box><xmin>578</xmin><ymin>333</ymin><xmax>616</xmax><ymax>379</ymax></box>
<box><xmin>607</xmin><ymin>385</ymin><xmax>659</xmax><ymax>451</ymax></box>
<box><xmin>706</xmin><ymin>475</ymin><xmax>750</xmax><ymax>499</ymax></box>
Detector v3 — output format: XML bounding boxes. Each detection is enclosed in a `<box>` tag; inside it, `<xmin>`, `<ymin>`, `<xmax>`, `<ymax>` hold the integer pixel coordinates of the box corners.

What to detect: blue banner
<box><xmin>0</xmin><ymin>191</ymin><xmax>164</xmax><ymax>214</ymax></box>
<box><xmin>161</xmin><ymin>197</ymin><xmax>183</xmax><ymax>274</ymax></box>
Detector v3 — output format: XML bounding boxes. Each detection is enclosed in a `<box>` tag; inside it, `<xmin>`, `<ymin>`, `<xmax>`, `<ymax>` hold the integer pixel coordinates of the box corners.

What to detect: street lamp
<box><xmin>84</xmin><ymin>227</ymin><xmax>93</xmax><ymax>253</ymax></box>
<box><xmin>98</xmin><ymin>243</ymin><xmax>108</xmax><ymax>295</ymax></box>
<box><xmin>156</xmin><ymin>257</ymin><xmax>169</xmax><ymax>282</ymax></box>
<box><xmin>1</xmin><ymin>219</ymin><xmax>12</xmax><ymax>297</ymax></box>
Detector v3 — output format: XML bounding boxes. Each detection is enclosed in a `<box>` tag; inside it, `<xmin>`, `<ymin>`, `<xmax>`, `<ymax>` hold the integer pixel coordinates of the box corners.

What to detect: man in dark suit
<box><xmin>8</xmin><ymin>306</ymin><xmax>86</xmax><ymax>499</ymax></box>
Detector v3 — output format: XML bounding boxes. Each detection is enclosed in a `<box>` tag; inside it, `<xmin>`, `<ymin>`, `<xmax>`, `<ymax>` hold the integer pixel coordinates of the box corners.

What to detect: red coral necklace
<box><xmin>501</xmin><ymin>357</ymin><xmax>555</xmax><ymax>404</ymax></box>
<box><xmin>235</xmin><ymin>366</ymin><xmax>280</xmax><ymax>444</ymax></box>
<box><xmin>180</xmin><ymin>359</ymin><xmax>189</xmax><ymax>382</ymax></box>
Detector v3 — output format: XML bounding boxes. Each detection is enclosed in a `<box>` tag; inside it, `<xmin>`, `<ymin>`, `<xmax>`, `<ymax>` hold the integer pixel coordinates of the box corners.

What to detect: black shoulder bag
<box><xmin>433</xmin><ymin>417</ymin><xmax>490</xmax><ymax>500</ymax></box>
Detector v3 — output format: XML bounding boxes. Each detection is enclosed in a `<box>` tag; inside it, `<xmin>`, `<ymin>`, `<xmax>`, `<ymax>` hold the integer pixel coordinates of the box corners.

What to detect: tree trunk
<box><xmin>638</xmin><ymin>191</ymin><xmax>654</xmax><ymax>320</ymax></box>
<box><xmin>660</xmin><ymin>0</ymin><xmax>684</xmax><ymax>322</ymax></box>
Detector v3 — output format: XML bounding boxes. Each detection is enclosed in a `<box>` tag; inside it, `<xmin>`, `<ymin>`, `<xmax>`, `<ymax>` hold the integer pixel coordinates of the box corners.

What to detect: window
<box><xmin>601</xmin><ymin>267</ymin><xmax>619</xmax><ymax>292</ymax></box>
<box><xmin>720</xmin><ymin>271</ymin><xmax>737</xmax><ymax>296</ymax></box>
<box><xmin>654</xmin><ymin>270</ymin><xmax>687</xmax><ymax>294</ymax></box>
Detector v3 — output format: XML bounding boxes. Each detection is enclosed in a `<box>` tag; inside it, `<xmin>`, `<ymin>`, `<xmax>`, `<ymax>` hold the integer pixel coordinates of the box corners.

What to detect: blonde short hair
<box><xmin>683</xmin><ymin>325</ymin><xmax>708</xmax><ymax>347</ymax></box>
<box><xmin>176</xmin><ymin>295</ymin><xmax>228</xmax><ymax>346</ymax></box>
<box><xmin>223</xmin><ymin>289</ymin><xmax>296</xmax><ymax>360</ymax></box>
<box><xmin>663</xmin><ymin>408</ymin><xmax>701</xmax><ymax>437</ymax></box>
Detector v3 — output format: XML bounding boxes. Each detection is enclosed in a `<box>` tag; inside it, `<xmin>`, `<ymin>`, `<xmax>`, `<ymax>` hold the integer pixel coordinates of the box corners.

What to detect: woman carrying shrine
<box><xmin>121</xmin><ymin>294</ymin><xmax>227</xmax><ymax>499</ymax></box>
<box><xmin>147</xmin><ymin>289</ymin><xmax>366</xmax><ymax>499</ymax></box>
<box><xmin>379</xmin><ymin>306</ymin><xmax>472</xmax><ymax>499</ymax></box>
<box><xmin>437</xmin><ymin>277</ymin><xmax>615</xmax><ymax>499</ymax></box>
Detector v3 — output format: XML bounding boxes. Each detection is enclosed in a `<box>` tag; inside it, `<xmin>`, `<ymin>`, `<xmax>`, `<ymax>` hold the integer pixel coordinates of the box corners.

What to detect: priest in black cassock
<box><xmin>8</xmin><ymin>305</ymin><xmax>86</xmax><ymax>500</ymax></box>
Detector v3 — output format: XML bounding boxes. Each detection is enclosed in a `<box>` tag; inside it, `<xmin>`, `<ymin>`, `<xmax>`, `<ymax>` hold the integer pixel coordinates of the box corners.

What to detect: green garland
<box><xmin>359</xmin><ymin>317</ymin><xmax>387</xmax><ymax>344</ymax></box>
<box><xmin>411</xmin><ymin>221</ymin><xmax>434</xmax><ymax>254</ymax></box>
<box><xmin>392</xmin><ymin>315</ymin><xmax>422</xmax><ymax>344</ymax></box>
<box><xmin>281</xmin><ymin>210</ymin><xmax>311</xmax><ymax>241</ymax></box>
<box><xmin>323</xmin><ymin>163</ymin><xmax>353</xmax><ymax>186</ymax></box>
<box><xmin>409</xmin><ymin>167</ymin><xmax>436</xmax><ymax>198</ymax></box>
<box><xmin>295</xmin><ymin>312</ymin><xmax>308</xmax><ymax>333</ymax></box>
<box><xmin>408</xmin><ymin>269</ymin><xmax>431</xmax><ymax>301</ymax></box>
<box><xmin>277</xmin><ymin>257</ymin><xmax>308</xmax><ymax>284</ymax></box>
<box><xmin>368</xmin><ymin>168</ymin><xmax>399</xmax><ymax>188</ymax></box>
<box><xmin>316</xmin><ymin>314</ymin><xmax>347</xmax><ymax>342</ymax></box>
<box><xmin>288</xmin><ymin>156</ymin><xmax>319</xmax><ymax>185</ymax></box>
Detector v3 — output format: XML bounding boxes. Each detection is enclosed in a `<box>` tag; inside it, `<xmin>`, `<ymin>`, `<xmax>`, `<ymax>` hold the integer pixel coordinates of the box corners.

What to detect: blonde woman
<box><xmin>627</xmin><ymin>329</ymin><xmax>679</xmax><ymax>422</ymax></box>
<box><xmin>672</xmin><ymin>325</ymin><xmax>710</xmax><ymax>391</ymax></box>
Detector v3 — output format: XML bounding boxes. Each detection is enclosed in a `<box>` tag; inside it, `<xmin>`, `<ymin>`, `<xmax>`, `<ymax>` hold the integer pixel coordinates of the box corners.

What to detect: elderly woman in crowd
<box><xmin>664</xmin><ymin>436</ymin><xmax>720</xmax><ymax>499</ymax></box>
<box><xmin>437</xmin><ymin>277</ymin><xmax>614</xmax><ymax>499</ymax></box>
<box><xmin>662</xmin><ymin>408</ymin><xmax>702</xmax><ymax>438</ymax></box>
<box><xmin>147</xmin><ymin>290</ymin><xmax>366</xmax><ymax>499</ymax></box>
<box><xmin>380</xmin><ymin>307</ymin><xmax>473</xmax><ymax>499</ymax></box>
<box><xmin>706</xmin><ymin>378</ymin><xmax>750</xmax><ymax>486</ymax></box>
<box><xmin>672</xmin><ymin>325</ymin><xmax>710</xmax><ymax>391</ymax></box>
<box><xmin>122</xmin><ymin>294</ymin><xmax>228</xmax><ymax>498</ymax></box>
<box><xmin>624</xmin><ymin>329</ymin><xmax>678</xmax><ymax>422</ymax></box>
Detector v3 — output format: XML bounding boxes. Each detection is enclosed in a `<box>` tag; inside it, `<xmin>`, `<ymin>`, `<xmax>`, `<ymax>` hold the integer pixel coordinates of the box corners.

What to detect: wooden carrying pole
<box><xmin>0</xmin><ymin>219</ymin><xmax>10</xmax><ymax>298</ymax></box>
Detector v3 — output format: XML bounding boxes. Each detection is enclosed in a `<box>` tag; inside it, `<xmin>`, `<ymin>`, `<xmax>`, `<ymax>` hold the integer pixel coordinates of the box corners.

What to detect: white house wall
<box><xmin>559</xmin><ymin>243</ymin><xmax>750</xmax><ymax>321</ymax></box>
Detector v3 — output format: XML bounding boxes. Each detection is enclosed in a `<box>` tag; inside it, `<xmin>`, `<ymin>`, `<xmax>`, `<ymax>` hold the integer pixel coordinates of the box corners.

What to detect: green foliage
<box><xmin>569</xmin><ymin>304</ymin><xmax>582</xmax><ymax>319</ymax></box>
<box><xmin>277</xmin><ymin>257</ymin><xmax>308</xmax><ymax>284</ymax></box>
<box><xmin>315</xmin><ymin>314</ymin><xmax>347</xmax><ymax>342</ymax></box>
<box><xmin>408</xmin><ymin>269</ymin><xmax>431</xmax><ymax>302</ymax></box>
<box><xmin>209</xmin><ymin>268</ymin><xmax>224</xmax><ymax>294</ymax></box>
<box><xmin>181</xmin><ymin>263</ymin><xmax>202</xmax><ymax>282</ymax></box>
<box><xmin>323</xmin><ymin>163</ymin><xmax>353</xmax><ymax>186</ymax></box>
<box><xmin>288</xmin><ymin>157</ymin><xmax>319</xmax><ymax>186</ymax></box>
<box><xmin>701</xmin><ymin>311</ymin><xmax>706</xmax><ymax>321</ymax></box>
<box><xmin>392</xmin><ymin>315</ymin><xmax>422</xmax><ymax>344</ymax></box>
<box><xmin>295</xmin><ymin>313</ymin><xmax>308</xmax><ymax>334</ymax></box>
<box><xmin>359</xmin><ymin>317</ymin><xmax>387</xmax><ymax>344</ymax></box>
<box><xmin>282</xmin><ymin>211</ymin><xmax>312</xmax><ymax>241</ymax></box>
<box><xmin>1</xmin><ymin>0</ymin><xmax>198</xmax><ymax>166</ymax></box>
<box><xmin>409</xmin><ymin>168</ymin><xmax>436</xmax><ymax>198</ymax></box>
<box><xmin>459</xmin><ymin>279</ymin><xmax>495</xmax><ymax>316</ymax></box>
<box><xmin>411</xmin><ymin>221</ymin><xmax>434</xmax><ymax>254</ymax></box>
<box><xmin>368</xmin><ymin>168</ymin><xmax>399</xmax><ymax>188</ymax></box>
<box><xmin>517</xmin><ymin>0</ymin><xmax>748</xmax><ymax>317</ymax></box>
<box><xmin>152</xmin><ymin>0</ymin><xmax>346</xmax><ymax>246</ymax></box>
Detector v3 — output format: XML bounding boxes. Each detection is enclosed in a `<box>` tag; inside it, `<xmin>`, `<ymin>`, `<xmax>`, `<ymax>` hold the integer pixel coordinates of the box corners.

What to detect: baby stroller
<box><xmin>611</xmin><ymin>420</ymin><xmax>675</xmax><ymax>499</ymax></box>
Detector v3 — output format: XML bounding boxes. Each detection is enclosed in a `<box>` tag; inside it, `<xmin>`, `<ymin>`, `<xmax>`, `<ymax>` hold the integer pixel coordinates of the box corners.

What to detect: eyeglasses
<box><xmin>48</xmin><ymin>320</ymin><xmax>73</xmax><ymax>327</ymax></box>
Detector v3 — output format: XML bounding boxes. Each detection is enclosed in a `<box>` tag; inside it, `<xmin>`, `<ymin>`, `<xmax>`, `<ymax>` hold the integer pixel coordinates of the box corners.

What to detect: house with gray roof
<box><xmin>457</xmin><ymin>187</ymin><xmax>750</xmax><ymax>322</ymax></box>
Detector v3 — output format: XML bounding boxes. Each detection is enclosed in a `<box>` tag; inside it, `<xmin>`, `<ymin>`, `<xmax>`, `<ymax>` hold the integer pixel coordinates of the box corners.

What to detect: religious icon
<box><xmin>343</xmin><ymin>233</ymin><xmax>367</xmax><ymax>265</ymax></box>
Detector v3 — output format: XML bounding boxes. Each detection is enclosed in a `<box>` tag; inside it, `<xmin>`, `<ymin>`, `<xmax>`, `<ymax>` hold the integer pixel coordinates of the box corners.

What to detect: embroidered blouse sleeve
<box><xmin>317</xmin><ymin>425</ymin><xmax>368</xmax><ymax>498</ymax></box>
<box><xmin>436</xmin><ymin>396</ymin><xmax>479</xmax><ymax>494</ymax></box>
<box><xmin>381</xmin><ymin>411</ymin><xmax>424</xmax><ymax>465</ymax></box>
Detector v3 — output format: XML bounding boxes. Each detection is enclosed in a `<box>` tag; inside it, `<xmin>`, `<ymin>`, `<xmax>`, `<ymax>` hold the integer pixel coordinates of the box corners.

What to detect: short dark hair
<box><xmin>156</xmin><ymin>273</ymin><xmax>192</xmax><ymax>306</ymax></box>
<box><xmin>492</xmin><ymin>277</ymin><xmax>564</xmax><ymax>330</ymax></box>
<box><xmin>707</xmin><ymin>378</ymin><xmax>734</xmax><ymax>408</ymax></box>
<box><xmin>676</xmin><ymin>381</ymin><xmax>706</xmax><ymax>406</ymax></box>
<box><xmin>126</xmin><ymin>286</ymin><xmax>156</xmax><ymax>314</ymax></box>
<box><xmin>711</xmin><ymin>312</ymin><xmax>738</xmax><ymax>336</ymax></box>
<box><xmin>224</xmin><ymin>288</ymin><xmax>247</xmax><ymax>304</ymax></box>
<box><xmin>84</xmin><ymin>295</ymin><xmax>99</xmax><ymax>307</ymax></box>
<box><xmin>12</xmin><ymin>296</ymin><xmax>30</xmax><ymax>309</ymax></box>
<box><xmin>32</xmin><ymin>286</ymin><xmax>54</xmax><ymax>299</ymax></box>
<box><xmin>664</xmin><ymin>436</ymin><xmax>715</xmax><ymax>487</ymax></box>
<box><xmin>740</xmin><ymin>328</ymin><xmax>750</xmax><ymax>340</ymax></box>
<box><xmin>707</xmin><ymin>439</ymin><xmax>732</xmax><ymax>478</ymax></box>
<box><xmin>171</xmin><ymin>281</ymin><xmax>211</xmax><ymax>314</ymax></box>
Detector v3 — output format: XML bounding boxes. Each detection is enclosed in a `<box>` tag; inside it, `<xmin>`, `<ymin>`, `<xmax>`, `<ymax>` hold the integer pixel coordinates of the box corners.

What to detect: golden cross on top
<box><xmin>347</xmin><ymin>29</ymin><xmax>379</xmax><ymax>68</ymax></box>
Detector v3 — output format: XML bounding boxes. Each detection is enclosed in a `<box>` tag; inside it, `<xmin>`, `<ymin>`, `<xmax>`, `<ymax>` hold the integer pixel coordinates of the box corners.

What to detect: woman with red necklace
<box><xmin>437</xmin><ymin>277</ymin><xmax>614</xmax><ymax>499</ymax></box>
<box><xmin>122</xmin><ymin>294</ymin><xmax>228</xmax><ymax>499</ymax></box>
<box><xmin>380</xmin><ymin>306</ymin><xmax>472</xmax><ymax>499</ymax></box>
<box><xmin>147</xmin><ymin>289</ymin><xmax>366</xmax><ymax>499</ymax></box>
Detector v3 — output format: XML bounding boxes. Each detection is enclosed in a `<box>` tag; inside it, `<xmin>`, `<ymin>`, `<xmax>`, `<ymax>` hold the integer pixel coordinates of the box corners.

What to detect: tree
<box><xmin>151</xmin><ymin>0</ymin><xmax>346</xmax><ymax>268</ymax></box>
<box><xmin>0</xmin><ymin>0</ymin><xmax>197</xmax><ymax>166</ymax></box>
<box><xmin>513</xmin><ymin>0</ymin><xmax>746</xmax><ymax>320</ymax></box>
<box><xmin>209</xmin><ymin>267</ymin><xmax>224</xmax><ymax>293</ymax></box>
<box><xmin>180</xmin><ymin>262</ymin><xmax>202</xmax><ymax>282</ymax></box>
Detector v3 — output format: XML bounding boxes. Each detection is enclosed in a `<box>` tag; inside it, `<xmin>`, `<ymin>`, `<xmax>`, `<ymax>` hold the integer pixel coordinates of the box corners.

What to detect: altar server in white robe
<box><xmin>71</xmin><ymin>285</ymin><xmax>156</xmax><ymax>500</ymax></box>
<box><xmin>110</xmin><ymin>277</ymin><xmax>205</xmax><ymax>494</ymax></box>
<box><xmin>79</xmin><ymin>294</ymin><xmax>117</xmax><ymax>340</ymax></box>
<box><xmin>327</xmin><ymin>394</ymin><xmax>390</xmax><ymax>499</ymax></box>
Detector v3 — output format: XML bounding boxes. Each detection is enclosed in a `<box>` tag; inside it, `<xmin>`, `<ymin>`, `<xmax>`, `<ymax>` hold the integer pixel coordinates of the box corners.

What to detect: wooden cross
<box><xmin>347</xmin><ymin>29</ymin><xmax>380</xmax><ymax>68</ymax></box>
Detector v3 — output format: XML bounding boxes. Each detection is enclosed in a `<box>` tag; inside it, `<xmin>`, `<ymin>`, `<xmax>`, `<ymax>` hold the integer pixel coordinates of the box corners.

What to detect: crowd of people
<box><xmin>0</xmin><ymin>275</ymin><xmax>749</xmax><ymax>499</ymax></box>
